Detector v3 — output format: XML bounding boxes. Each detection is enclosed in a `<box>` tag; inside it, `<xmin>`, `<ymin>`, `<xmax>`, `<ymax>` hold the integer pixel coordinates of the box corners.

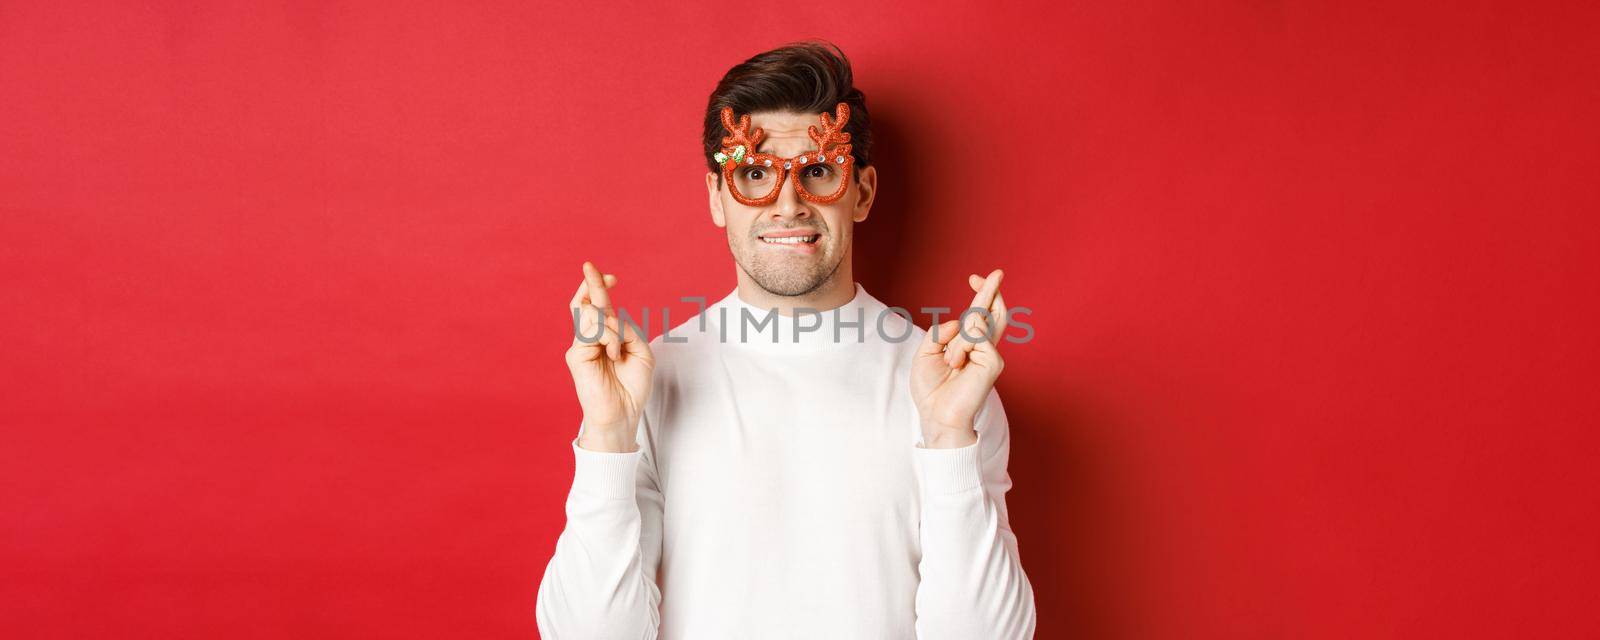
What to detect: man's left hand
<box><xmin>911</xmin><ymin>269</ymin><xmax>1009</xmax><ymax>449</ymax></box>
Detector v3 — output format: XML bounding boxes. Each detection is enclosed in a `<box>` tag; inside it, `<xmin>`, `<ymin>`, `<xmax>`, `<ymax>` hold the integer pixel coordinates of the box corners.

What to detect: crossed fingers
<box><xmin>944</xmin><ymin>269</ymin><xmax>1007</xmax><ymax>369</ymax></box>
<box><xmin>570</xmin><ymin>261</ymin><xmax>623</xmax><ymax>361</ymax></box>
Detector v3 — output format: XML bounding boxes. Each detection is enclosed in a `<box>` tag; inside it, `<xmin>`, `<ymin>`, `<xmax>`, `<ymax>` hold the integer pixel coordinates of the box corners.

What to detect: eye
<box><xmin>744</xmin><ymin>168</ymin><xmax>767</xmax><ymax>181</ymax></box>
<box><xmin>804</xmin><ymin>164</ymin><xmax>833</xmax><ymax>179</ymax></box>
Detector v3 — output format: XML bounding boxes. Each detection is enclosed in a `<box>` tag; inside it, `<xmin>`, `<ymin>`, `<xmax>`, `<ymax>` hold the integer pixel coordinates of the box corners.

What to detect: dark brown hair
<box><xmin>702</xmin><ymin>41</ymin><xmax>872</xmax><ymax>180</ymax></box>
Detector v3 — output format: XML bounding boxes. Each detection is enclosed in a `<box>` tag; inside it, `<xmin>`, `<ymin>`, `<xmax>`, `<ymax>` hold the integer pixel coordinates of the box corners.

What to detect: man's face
<box><xmin>706</xmin><ymin>110</ymin><xmax>877</xmax><ymax>297</ymax></box>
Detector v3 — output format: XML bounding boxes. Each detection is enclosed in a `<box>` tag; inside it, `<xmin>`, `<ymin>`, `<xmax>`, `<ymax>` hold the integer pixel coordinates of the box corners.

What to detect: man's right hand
<box><xmin>565</xmin><ymin>261</ymin><xmax>654</xmax><ymax>453</ymax></box>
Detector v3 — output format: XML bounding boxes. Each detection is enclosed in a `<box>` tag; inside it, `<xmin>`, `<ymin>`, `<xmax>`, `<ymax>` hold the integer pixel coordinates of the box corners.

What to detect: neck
<box><xmin>733</xmin><ymin>256</ymin><xmax>857</xmax><ymax>316</ymax></box>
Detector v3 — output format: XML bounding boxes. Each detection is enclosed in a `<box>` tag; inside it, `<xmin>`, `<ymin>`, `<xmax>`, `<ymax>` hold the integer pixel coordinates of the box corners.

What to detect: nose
<box><xmin>768</xmin><ymin>173</ymin><xmax>812</xmax><ymax>222</ymax></box>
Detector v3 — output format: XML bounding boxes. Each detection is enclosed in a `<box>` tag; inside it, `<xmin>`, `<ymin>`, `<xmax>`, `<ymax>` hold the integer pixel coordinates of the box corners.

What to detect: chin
<box><xmin>757</xmin><ymin>278</ymin><xmax>826</xmax><ymax>297</ymax></box>
<box><xmin>730</xmin><ymin>233</ymin><xmax>842</xmax><ymax>295</ymax></box>
<box><xmin>751</xmin><ymin>262</ymin><xmax>838</xmax><ymax>297</ymax></box>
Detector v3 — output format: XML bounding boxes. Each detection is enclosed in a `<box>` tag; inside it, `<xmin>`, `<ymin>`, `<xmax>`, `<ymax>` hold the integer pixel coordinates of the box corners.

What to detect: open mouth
<box><xmin>759</xmin><ymin>234</ymin><xmax>821</xmax><ymax>245</ymax></box>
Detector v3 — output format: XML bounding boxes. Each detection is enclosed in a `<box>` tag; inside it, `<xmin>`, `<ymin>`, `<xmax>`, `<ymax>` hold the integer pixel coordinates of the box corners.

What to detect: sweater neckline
<box><xmin>706</xmin><ymin>282</ymin><xmax>890</xmax><ymax>352</ymax></box>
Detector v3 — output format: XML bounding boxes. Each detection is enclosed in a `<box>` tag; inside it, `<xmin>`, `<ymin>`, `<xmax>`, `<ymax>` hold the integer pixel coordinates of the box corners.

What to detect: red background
<box><xmin>3</xmin><ymin>1</ymin><xmax>1597</xmax><ymax>638</ymax></box>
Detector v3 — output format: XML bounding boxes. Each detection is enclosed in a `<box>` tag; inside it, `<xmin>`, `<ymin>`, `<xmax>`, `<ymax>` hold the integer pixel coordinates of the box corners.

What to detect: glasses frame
<box><xmin>716</xmin><ymin>102</ymin><xmax>856</xmax><ymax>207</ymax></box>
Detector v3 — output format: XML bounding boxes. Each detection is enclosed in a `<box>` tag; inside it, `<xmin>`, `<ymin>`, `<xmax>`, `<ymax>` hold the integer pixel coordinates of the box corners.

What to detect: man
<box><xmin>536</xmin><ymin>41</ymin><xmax>1036</xmax><ymax>639</ymax></box>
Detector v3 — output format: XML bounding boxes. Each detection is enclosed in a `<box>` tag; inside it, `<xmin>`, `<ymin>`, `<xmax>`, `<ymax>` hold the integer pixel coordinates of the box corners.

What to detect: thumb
<box><xmin>918</xmin><ymin>320</ymin><xmax>963</xmax><ymax>357</ymax></box>
<box><xmin>620</xmin><ymin>314</ymin><xmax>652</xmax><ymax>358</ymax></box>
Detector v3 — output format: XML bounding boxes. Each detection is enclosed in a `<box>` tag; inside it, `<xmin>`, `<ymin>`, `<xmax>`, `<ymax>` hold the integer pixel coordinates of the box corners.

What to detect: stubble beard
<box><xmin>730</xmin><ymin>225</ymin><xmax>848</xmax><ymax>297</ymax></box>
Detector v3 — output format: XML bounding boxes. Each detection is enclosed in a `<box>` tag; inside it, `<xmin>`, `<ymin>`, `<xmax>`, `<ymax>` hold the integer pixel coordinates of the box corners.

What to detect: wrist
<box><xmin>579</xmin><ymin>417</ymin><xmax>639</xmax><ymax>453</ymax></box>
<box><xmin>577</xmin><ymin>430</ymin><xmax>638</xmax><ymax>453</ymax></box>
<box><xmin>920</xmin><ymin>421</ymin><xmax>977</xmax><ymax>449</ymax></box>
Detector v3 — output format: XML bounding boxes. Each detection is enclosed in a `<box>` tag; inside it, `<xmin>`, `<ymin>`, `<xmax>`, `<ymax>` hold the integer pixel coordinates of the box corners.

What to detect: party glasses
<box><xmin>714</xmin><ymin>102</ymin><xmax>855</xmax><ymax>207</ymax></box>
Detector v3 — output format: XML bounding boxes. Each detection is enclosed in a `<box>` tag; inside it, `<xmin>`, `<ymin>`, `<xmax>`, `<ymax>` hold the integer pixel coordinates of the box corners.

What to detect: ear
<box><xmin>851</xmin><ymin>164</ymin><xmax>877</xmax><ymax>223</ymax></box>
<box><xmin>706</xmin><ymin>171</ymin><xmax>727</xmax><ymax>228</ymax></box>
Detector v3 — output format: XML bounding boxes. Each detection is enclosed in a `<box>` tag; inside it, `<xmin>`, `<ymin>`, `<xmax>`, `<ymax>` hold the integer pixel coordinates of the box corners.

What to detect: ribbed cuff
<box><xmin>914</xmin><ymin>440</ymin><xmax>983</xmax><ymax>495</ymax></box>
<box><xmin>570</xmin><ymin>437</ymin><xmax>642</xmax><ymax>500</ymax></box>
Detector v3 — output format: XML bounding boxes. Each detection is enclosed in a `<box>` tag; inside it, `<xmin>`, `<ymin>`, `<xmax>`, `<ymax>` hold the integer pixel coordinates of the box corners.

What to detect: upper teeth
<box><xmin>763</xmin><ymin>236</ymin><xmax>814</xmax><ymax>245</ymax></box>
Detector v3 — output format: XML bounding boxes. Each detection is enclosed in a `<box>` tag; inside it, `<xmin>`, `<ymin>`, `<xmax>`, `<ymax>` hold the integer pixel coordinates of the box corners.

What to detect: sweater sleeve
<box><xmin>911</xmin><ymin>388</ymin><xmax>1038</xmax><ymax>639</ymax></box>
<box><xmin>535</xmin><ymin>414</ymin><xmax>665</xmax><ymax>639</ymax></box>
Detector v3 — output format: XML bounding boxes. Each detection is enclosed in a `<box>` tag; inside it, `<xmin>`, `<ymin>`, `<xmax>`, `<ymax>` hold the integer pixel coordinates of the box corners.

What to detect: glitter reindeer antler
<box><xmin>717</xmin><ymin>107</ymin><xmax>767</xmax><ymax>166</ymax></box>
<box><xmin>806</xmin><ymin>103</ymin><xmax>853</xmax><ymax>161</ymax></box>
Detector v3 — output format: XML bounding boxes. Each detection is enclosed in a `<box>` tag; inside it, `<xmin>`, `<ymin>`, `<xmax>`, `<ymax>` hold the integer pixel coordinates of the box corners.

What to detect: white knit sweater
<box><xmin>536</xmin><ymin>283</ymin><xmax>1036</xmax><ymax>639</ymax></box>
